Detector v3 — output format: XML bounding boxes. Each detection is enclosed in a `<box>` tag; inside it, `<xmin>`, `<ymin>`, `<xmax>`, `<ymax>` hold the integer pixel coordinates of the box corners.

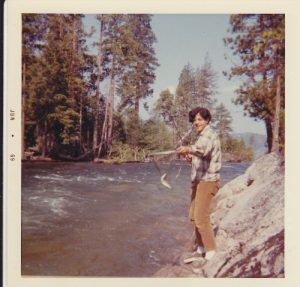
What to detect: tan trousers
<box><xmin>189</xmin><ymin>180</ymin><xmax>220</xmax><ymax>252</ymax></box>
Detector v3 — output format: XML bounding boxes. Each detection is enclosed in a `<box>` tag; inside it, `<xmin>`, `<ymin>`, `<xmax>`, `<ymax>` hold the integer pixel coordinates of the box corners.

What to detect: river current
<box><xmin>21</xmin><ymin>160</ymin><xmax>249</xmax><ymax>277</ymax></box>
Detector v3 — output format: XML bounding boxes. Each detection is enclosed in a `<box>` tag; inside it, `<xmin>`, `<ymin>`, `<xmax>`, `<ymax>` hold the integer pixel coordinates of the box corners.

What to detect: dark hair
<box><xmin>189</xmin><ymin>107</ymin><xmax>211</xmax><ymax>123</ymax></box>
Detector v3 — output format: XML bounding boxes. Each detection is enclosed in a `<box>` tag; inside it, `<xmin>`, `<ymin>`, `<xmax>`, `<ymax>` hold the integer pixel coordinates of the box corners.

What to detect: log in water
<box><xmin>21</xmin><ymin>161</ymin><xmax>249</xmax><ymax>276</ymax></box>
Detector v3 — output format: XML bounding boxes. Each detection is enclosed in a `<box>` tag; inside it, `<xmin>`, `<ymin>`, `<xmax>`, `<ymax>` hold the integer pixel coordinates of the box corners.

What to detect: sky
<box><xmin>83</xmin><ymin>14</ymin><xmax>266</xmax><ymax>135</ymax></box>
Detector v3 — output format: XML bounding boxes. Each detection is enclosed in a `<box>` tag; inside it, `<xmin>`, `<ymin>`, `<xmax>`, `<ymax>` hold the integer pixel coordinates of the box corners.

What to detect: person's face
<box><xmin>193</xmin><ymin>113</ymin><xmax>208</xmax><ymax>133</ymax></box>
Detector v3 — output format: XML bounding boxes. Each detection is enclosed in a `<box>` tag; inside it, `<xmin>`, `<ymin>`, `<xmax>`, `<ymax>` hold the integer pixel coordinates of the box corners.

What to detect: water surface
<box><xmin>21</xmin><ymin>160</ymin><xmax>249</xmax><ymax>276</ymax></box>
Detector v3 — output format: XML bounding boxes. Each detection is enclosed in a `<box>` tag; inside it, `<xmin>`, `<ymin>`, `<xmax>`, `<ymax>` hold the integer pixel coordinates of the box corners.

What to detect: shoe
<box><xmin>197</xmin><ymin>245</ymin><xmax>205</xmax><ymax>255</ymax></box>
<box><xmin>183</xmin><ymin>252</ymin><xmax>206</xmax><ymax>264</ymax></box>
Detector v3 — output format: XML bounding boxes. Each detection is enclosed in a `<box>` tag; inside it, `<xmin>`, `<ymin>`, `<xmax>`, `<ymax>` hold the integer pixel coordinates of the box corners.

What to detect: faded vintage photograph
<box><xmin>20</xmin><ymin>13</ymin><xmax>284</xmax><ymax>278</ymax></box>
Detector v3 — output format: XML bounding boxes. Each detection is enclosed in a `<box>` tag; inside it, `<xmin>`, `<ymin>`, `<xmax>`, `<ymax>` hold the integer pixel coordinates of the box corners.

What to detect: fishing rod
<box><xmin>148</xmin><ymin>127</ymin><xmax>193</xmax><ymax>157</ymax></box>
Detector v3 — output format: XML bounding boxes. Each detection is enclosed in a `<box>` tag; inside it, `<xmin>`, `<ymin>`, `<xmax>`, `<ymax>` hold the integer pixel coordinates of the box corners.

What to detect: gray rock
<box><xmin>154</xmin><ymin>153</ymin><xmax>284</xmax><ymax>278</ymax></box>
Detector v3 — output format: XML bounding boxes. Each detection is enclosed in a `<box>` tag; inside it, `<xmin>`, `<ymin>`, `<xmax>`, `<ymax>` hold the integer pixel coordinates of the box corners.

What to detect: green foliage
<box><xmin>193</xmin><ymin>55</ymin><xmax>218</xmax><ymax>110</ymax></box>
<box><xmin>174</xmin><ymin>63</ymin><xmax>195</xmax><ymax>136</ymax></box>
<box><xmin>124</xmin><ymin>110</ymin><xmax>143</xmax><ymax>148</ymax></box>
<box><xmin>154</xmin><ymin>58</ymin><xmax>218</xmax><ymax>143</ymax></box>
<box><xmin>224</xmin><ymin>14</ymin><xmax>285</xmax><ymax>153</ymax></box>
<box><xmin>140</xmin><ymin>118</ymin><xmax>174</xmax><ymax>151</ymax></box>
<box><xmin>117</xmin><ymin>14</ymin><xmax>159</xmax><ymax>113</ymax></box>
<box><xmin>22</xmin><ymin>14</ymin><xmax>94</xmax><ymax>156</ymax></box>
<box><xmin>154</xmin><ymin>89</ymin><xmax>176</xmax><ymax>126</ymax></box>
<box><xmin>153</xmin><ymin>57</ymin><xmax>254</xmax><ymax>162</ymax></box>
<box><xmin>213</xmin><ymin>103</ymin><xmax>233</xmax><ymax>140</ymax></box>
<box><xmin>110</xmin><ymin>143</ymin><xmax>150</xmax><ymax>162</ymax></box>
<box><xmin>111</xmin><ymin>112</ymin><xmax>127</xmax><ymax>144</ymax></box>
<box><xmin>96</xmin><ymin>14</ymin><xmax>159</xmax><ymax>158</ymax></box>
<box><xmin>110</xmin><ymin>116</ymin><xmax>173</xmax><ymax>161</ymax></box>
<box><xmin>22</xmin><ymin>14</ymin><xmax>107</xmax><ymax>157</ymax></box>
<box><xmin>47</xmin><ymin>94</ymin><xmax>80</xmax><ymax>145</ymax></box>
<box><xmin>24</xmin><ymin>14</ymin><xmax>258</xmax><ymax>162</ymax></box>
<box><xmin>153</xmin><ymin>55</ymin><xmax>255</xmax><ymax>162</ymax></box>
<box><xmin>125</xmin><ymin>111</ymin><xmax>173</xmax><ymax>151</ymax></box>
<box><xmin>222</xmin><ymin>136</ymin><xmax>254</xmax><ymax>162</ymax></box>
<box><xmin>23</xmin><ymin>13</ymin><xmax>160</xmax><ymax>160</ymax></box>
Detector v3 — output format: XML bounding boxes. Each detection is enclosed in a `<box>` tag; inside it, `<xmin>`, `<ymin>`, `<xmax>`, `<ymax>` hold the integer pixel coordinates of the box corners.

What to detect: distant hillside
<box><xmin>231</xmin><ymin>133</ymin><xmax>267</xmax><ymax>159</ymax></box>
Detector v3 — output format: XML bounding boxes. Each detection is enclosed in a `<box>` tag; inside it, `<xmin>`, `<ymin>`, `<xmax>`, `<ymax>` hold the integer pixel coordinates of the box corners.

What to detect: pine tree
<box><xmin>22</xmin><ymin>14</ymin><xmax>46</xmax><ymax>159</ymax></box>
<box><xmin>93</xmin><ymin>15</ymin><xmax>109</xmax><ymax>154</ymax></box>
<box><xmin>140</xmin><ymin>118</ymin><xmax>173</xmax><ymax>151</ymax></box>
<box><xmin>25</xmin><ymin>14</ymin><xmax>91</xmax><ymax>158</ymax></box>
<box><xmin>213</xmin><ymin>102</ymin><xmax>233</xmax><ymax>141</ymax></box>
<box><xmin>173</xmin><ymin>63</ymin><xmax>195</xmax><ymax>139</ymax></box>
<box><xmin>125</xmin><ymin>109</ymin><xmax>143</xmax><ymax>159</ymax></box>
<box><xmin>171</xmin><ymin>60</ymin><xmax>218</xmax><ymax>141</ymax></box>
<box><xmin>154</xmin><ymin>89</ymin><xmax>176</xmax><ymax>127</ymax></box>
<box><xmin>97</xmin><ymin>14</ymin><xmax>159</xmax><ymax>158</ymax></box>
<box><xmin>194</xmin><ymin>55</ymin><xmax>218</xmax><ymax>111</ymax></box>
<box><xmin>67</xmin><ymin>14</ymin><xmax>90</xmax><ymax>152</ymax></box>
<box><xmin>224</xmin><ymin>14</ymin><xmax>285</xmax><ymax>153</ymax></box>
<box><xmin>97</xmin><ymin>14</ymin><xmax>128</xmax><ymax>157</ymax></box>
<box><xmin>27</xmin><ymin>14</ymin><xmax>70</xmax><ymax>157</ymax></box>
<box><xmin>117</xmin><ymin>14</ymin><xmax>159</xmax><ymax>114</ymax></box>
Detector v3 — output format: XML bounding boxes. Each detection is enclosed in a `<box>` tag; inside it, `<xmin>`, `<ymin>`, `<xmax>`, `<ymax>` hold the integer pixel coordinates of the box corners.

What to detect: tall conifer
<box><xmin>22</xmin><ymin>14</ymin><xmax>46</xmax><ymax>159</ymax></box>
<box><xmin>224</xmin><ymin>14</ymin><xmax>285</xmax><ymax>153</ymax></box>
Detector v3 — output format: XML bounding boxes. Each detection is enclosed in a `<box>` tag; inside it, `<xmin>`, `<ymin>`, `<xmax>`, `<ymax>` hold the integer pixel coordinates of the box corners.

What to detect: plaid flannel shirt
<box><xmin>189</xmin><ymin>125</ymin><xmax>221</xmax><ymax>182</ymax></box>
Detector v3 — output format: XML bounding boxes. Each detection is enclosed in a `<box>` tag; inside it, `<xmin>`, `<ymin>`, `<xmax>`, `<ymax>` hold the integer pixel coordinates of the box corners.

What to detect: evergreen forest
<box><xmin>22</xmin><ymin>14</ymin><xmax>284</xmax><ymax>162</ymax></box>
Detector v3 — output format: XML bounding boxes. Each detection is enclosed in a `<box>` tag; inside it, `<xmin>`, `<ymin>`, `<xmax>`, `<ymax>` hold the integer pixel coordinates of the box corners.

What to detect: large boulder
<box><xmin>154</xmin><ymin>153</ymin><xmax>284</xmax><ymax>278</ymax></box>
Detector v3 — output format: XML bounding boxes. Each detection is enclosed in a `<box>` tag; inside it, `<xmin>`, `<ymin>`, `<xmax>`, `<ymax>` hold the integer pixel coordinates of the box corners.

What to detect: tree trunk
<box><xmin>79</xmin><ymin>91</ymin><xmax>83</xmax><ymax>151</ymax></box>
<box><xmin>36</xmin><ymin>124</ymin><xmax>42</xmax><ymax>153</ymax></box>
<box><xmin>98</xmin><ymin>101</ymin><xmax>109</xmax><ymax>157</ymax></box>
<box><xmin>72</xmin><ymin>15</ymin><xmax>78</xmax><ymax>54</ymax></box>
<box><xmin>134</xmin><ymin>97</ymin><xmax>139</xmax><ymax>114</ymax></box>
<box><xmin>134</xmin><ymin>84</ymin><xmax>139</xmax><ymax>114</ymax></box>
<box><xmin>93</xmin><ymin>77</ymin><xmax>101</xmax><ymax>152</ymax></box>
<box><xmin>107</xmin><ymin>57</ymin><xmax>116</xmax><ymax>157</ymax></box>
<box><xmin>42</xmin><ymin>120</ymin><xmax>48</xmax><ymax>158</ymax></box>
<box><xmin>98</xmin><ymin>55</ymin><xmax>116</xmax><ymax>158</ymax></box>
<box><xmin>134</xmin><ymin>67</ymin><xmax>141</xmax><ymax>114</ymax></box>
<box><xmin>70</xmin><ymin>15</ymin><xmax>79</xmax><ymax>103</ymax></box>
<box><xmin>71</xmin><ymin>15</ymin><xmax>85</xmax><ymax>153</ymax></box>
<box><xmin>271</xmin><ymin>72</ymin><xmax>281</xmax><ymax>153</ymax></box>
<box><xmin>22</xmin><ymin>63</ymin><xmax>26</xmax><ymax>160</ymax></box>
<box><xmin>87</xmin><ymin>125</ymin><xmax>90</xmax><ymax>149</ymax></box>
<box><xmin>93</xmin><ymin>20</ymin><xmax>104</xmax><ymax>153</ymax></box>
<box><xmin>265</xmin><ymin>119</ymin><xmax>273</xmax><ymax>153</ymax></box>
<box><xmin>59</xmin><ymin>15</ymin><xmax>64</xmax><ymax>39</ymax></box>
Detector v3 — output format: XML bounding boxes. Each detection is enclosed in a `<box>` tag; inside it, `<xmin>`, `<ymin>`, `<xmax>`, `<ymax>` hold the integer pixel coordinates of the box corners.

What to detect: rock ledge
<box><xmin>154</xmin><ymin>153</ymin><xmax>284</xmax><ymax>278</ymax></box>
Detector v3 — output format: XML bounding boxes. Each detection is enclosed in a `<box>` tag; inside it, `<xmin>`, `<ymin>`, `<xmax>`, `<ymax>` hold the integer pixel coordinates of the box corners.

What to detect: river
<box><xmin>21</xmin><ymin>160</ymin><xmax>249</xmax><ymax>277</ymax></box>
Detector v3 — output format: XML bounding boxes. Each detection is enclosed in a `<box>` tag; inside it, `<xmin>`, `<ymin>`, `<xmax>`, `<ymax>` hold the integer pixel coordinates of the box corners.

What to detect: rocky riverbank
<box><xmin>154</xmin><ymin>152</ymin><xmax>284</xmax><ymax>278</ymax></box>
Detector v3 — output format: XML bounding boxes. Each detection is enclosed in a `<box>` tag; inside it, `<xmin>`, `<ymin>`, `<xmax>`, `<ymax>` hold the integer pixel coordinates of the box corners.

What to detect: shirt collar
<box><xmin>198</xmin><ymin>124</ymin><xmax>210</xmax><ymax>136</ymax></box>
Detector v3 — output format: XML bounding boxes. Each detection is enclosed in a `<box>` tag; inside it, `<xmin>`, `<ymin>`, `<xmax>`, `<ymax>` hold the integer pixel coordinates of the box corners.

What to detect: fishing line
<box><xmin>149</xmin><ymin>150</ymin><xmax>177</xmax><ymax>189</ymax></box>
<box><xmin>148</xmin><ymin>127</ymin><xmax>193</xmax><ymax>189</ymax></box>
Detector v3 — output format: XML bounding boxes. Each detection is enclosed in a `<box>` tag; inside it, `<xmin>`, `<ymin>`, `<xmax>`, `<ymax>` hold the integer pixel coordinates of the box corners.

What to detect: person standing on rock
<box><xmin>177</xmin><ymin>107</ymin><xmax>222</xmax><ymax>263</ymax></box>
